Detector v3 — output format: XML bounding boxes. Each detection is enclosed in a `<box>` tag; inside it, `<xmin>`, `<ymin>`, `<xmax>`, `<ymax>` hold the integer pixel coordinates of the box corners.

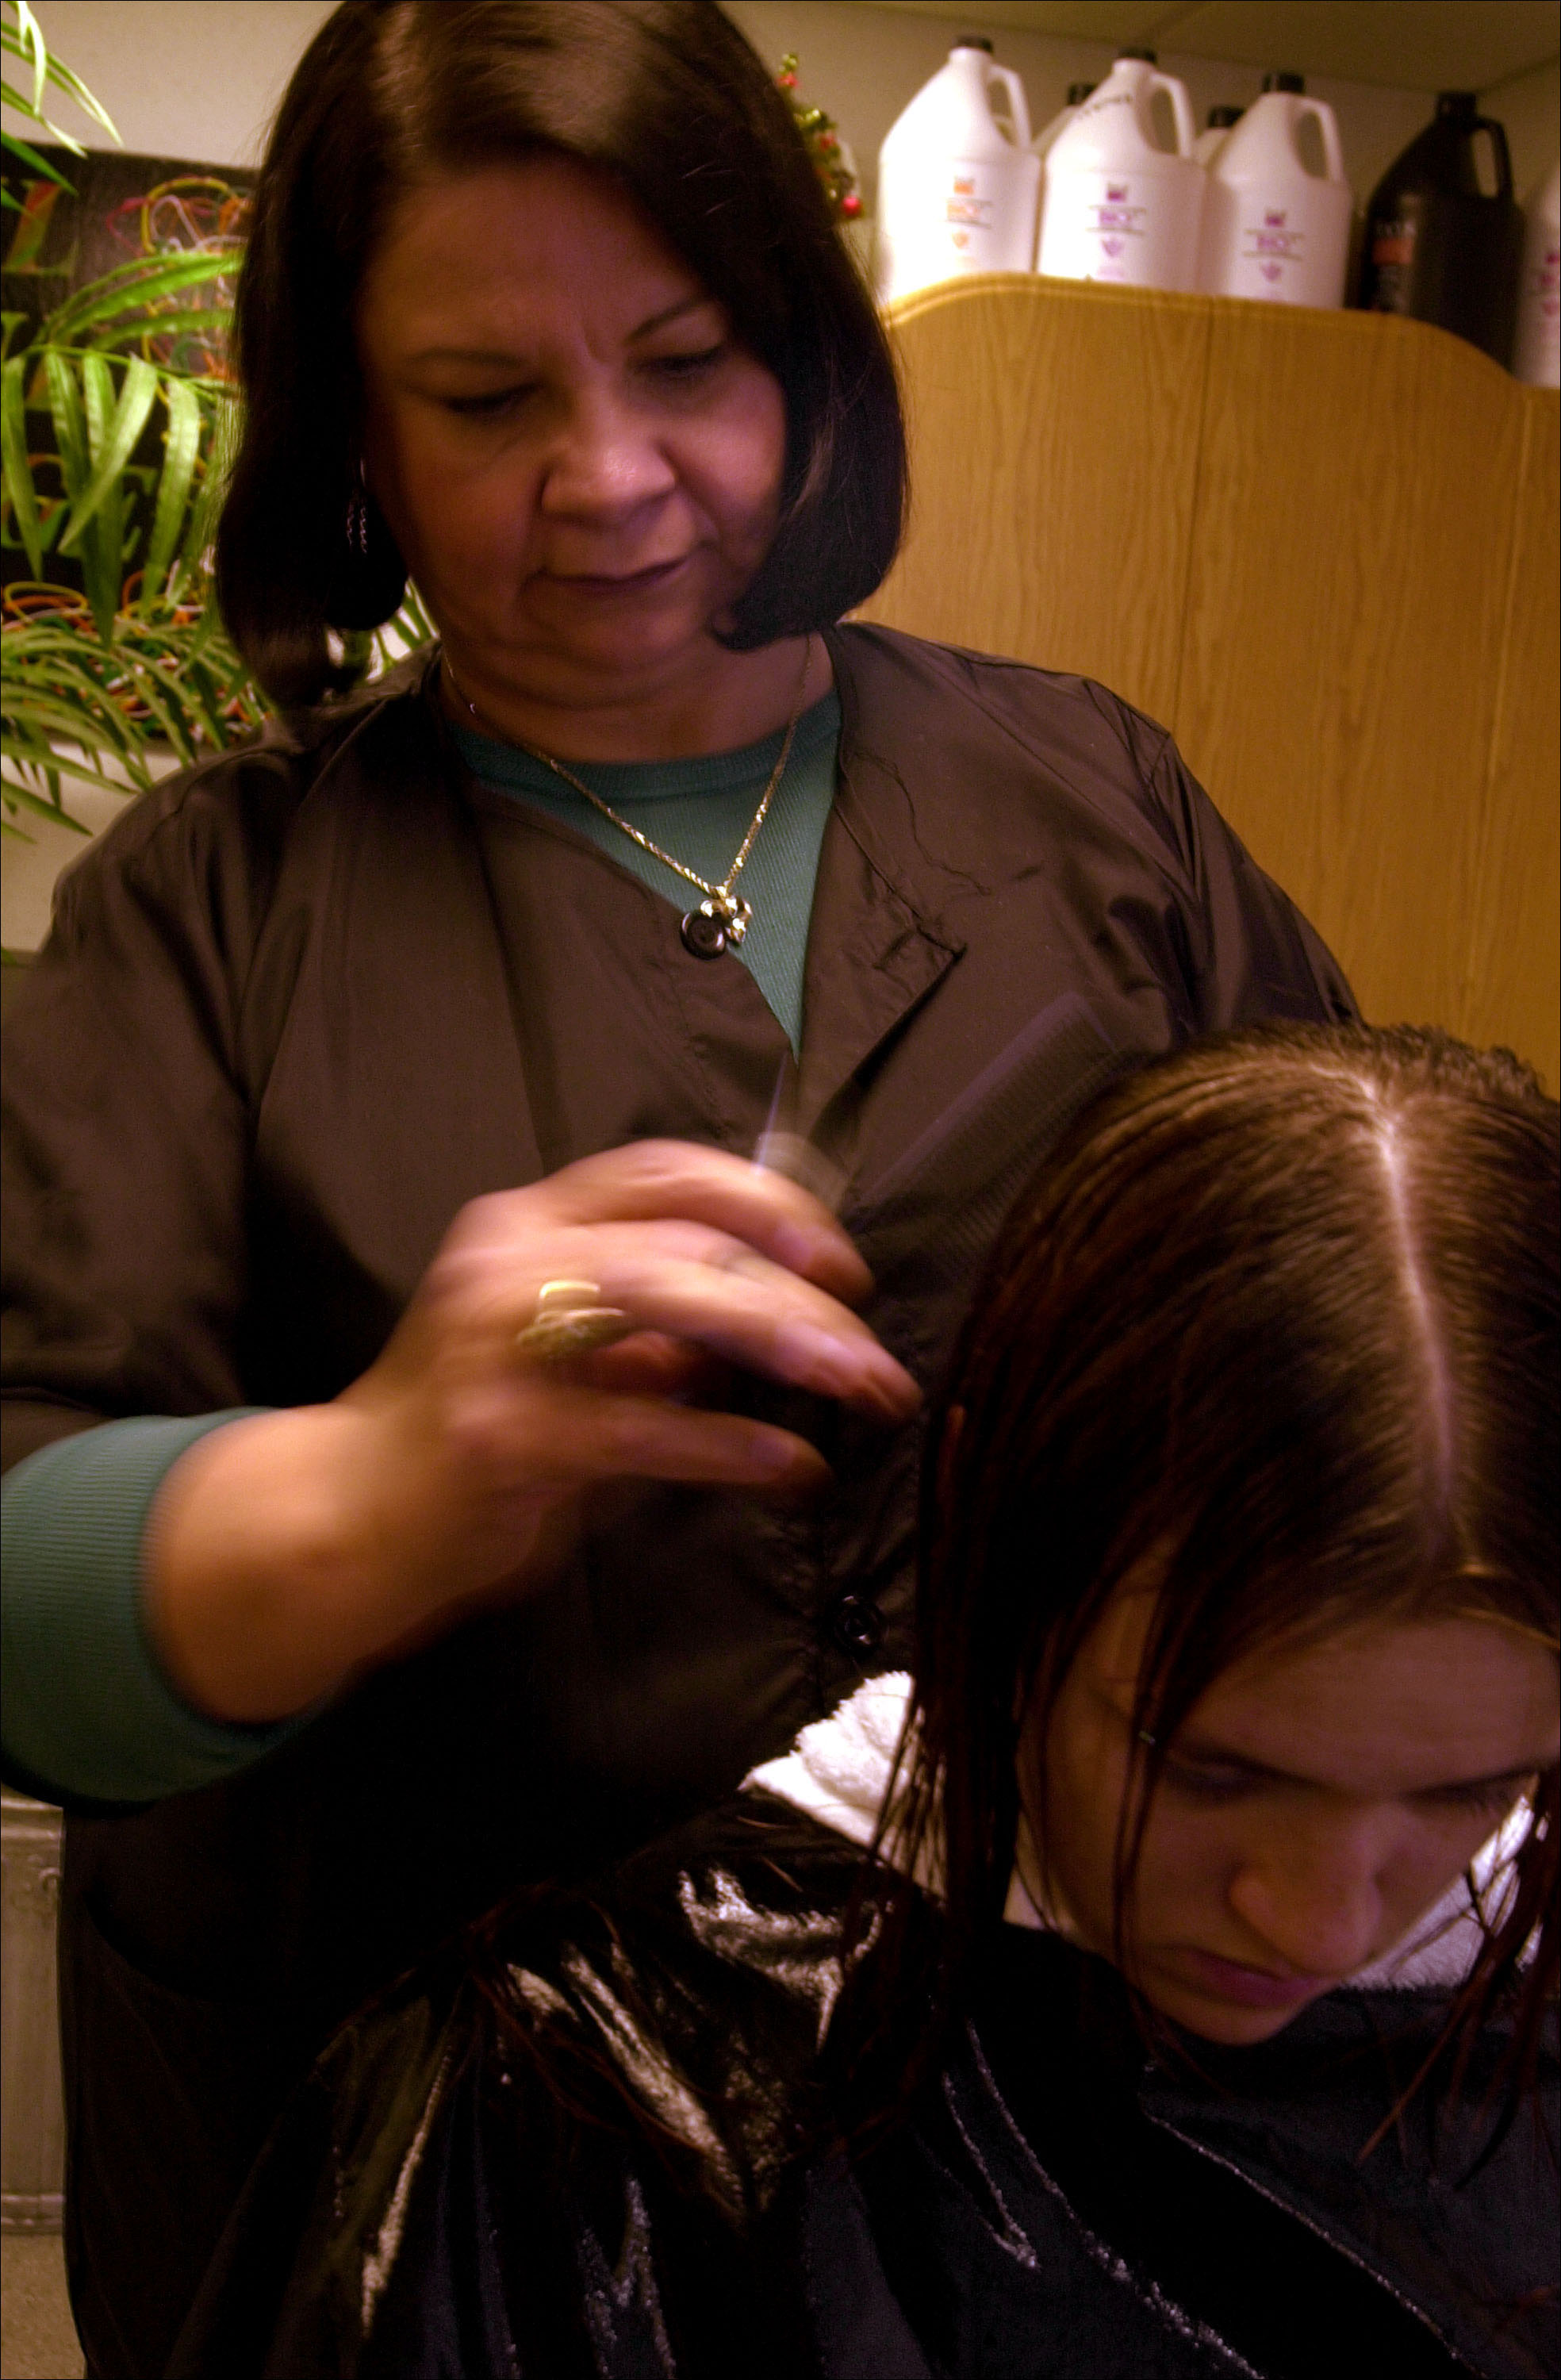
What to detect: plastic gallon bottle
<box><xmin>1193</xmin><ymin>106</ymin><xmax>1244</xmax><ymax>170</ymax></box>
<box><xmin>1032</xmin><ymin>83</ymin><xmax>1097</xmax><ymax>168</ymax></box>
<box><xmin>1512</xmin><ymin>160</ymin><xmax>1559</xmax><ymax>386</ymax></box>
<box><xmin>1359</xmin><ymin>92</ymin><xmax>1523</xmax><ymax>363</ymax></box>
<box><xmin>874</xmin><ymin>37</ymin><xmax>1040</xmax><ymax>306</ymax></box>
<box><xmin>1199</xmin><ymin>74</ymin><xmax>1352</xmax><ymax>306</ymax></box>
<box><xmin>1037</xmin><ymin>50</ymin><xmax>1203</xmax><ymax>293</ymax></box>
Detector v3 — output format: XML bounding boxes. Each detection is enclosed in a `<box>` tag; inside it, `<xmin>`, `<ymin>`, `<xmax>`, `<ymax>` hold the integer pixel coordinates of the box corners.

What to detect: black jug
<box><xmin>1359</xmin><ymin>93</ymin><xmax>1522</xmax><ymax>363</ymax></box>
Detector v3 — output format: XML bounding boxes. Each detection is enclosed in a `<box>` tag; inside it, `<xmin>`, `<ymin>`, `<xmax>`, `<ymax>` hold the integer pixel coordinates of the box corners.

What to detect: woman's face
<box><xmin>1028</xmin><ymin>1595</ymin><xmax>1557</xmax><ymax>2045</ymax></box>
<box><xmin>355</xmin><ymin>155</ymin><xmax>789</xmax><ymax>716</ymax></box>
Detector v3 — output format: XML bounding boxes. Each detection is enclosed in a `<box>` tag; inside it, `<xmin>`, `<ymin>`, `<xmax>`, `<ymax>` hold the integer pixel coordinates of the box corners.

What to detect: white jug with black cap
<box><xmin>1037</xmin><ymin>50</ymin><xmax>1203</xmax><ymax>293</ymax></box>
<box><xmin>1199</xmin><ymin>75</ymin><xmax>1353</xmax><ymax>306</ymax></box>
<box><xmin>874</xmin><ymin>36</ymin><xmax>1040</xmax><ymax>306</ymax></box>
<box><xmin>1513</xmin><ymin>159</ymin><xmax>1559</xmax><ymax>386</ymax></box>
<box><xmin>1031</xmin><ymin>83</ymin><xmax>1097</xmax><ymax>170</ymax></box>
<box><xmin>1193</xmin><ymin>106</ymin><xmax>1244</xmax><ymax>169</ymax></box>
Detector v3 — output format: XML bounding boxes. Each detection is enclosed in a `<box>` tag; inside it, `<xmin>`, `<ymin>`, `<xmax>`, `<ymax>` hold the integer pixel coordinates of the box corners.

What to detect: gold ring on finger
<box><xmin>514</xmin><ymin>1278</ymin><xmax>635</xmax><ymax>1365</ymax></box>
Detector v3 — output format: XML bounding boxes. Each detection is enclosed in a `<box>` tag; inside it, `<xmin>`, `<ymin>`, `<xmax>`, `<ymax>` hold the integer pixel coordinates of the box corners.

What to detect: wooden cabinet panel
<box><xmin>857</xmin><ymin>274</ymin><xmax>1209</xmax><ymax>726</ymax></box>
<box><xmin>1460</xmin><ymin>399</ymin><xmax>1559</xmax><ymax>1090</ymax></box>
<box><xmin>1173</xmin><ymin>304</ymin><xmax>1524</xmax><ymax>1050</ymax></box>
<box><xmin>864</xmin><ymin>276</ymin><xmax>1559</xmax><ymax>1088</ymax></box>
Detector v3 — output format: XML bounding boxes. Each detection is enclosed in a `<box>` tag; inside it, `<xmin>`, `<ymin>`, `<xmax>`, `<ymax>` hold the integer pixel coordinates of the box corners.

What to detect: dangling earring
<box><xmin>344</xmin><ymin>463</ymin><xmax>370</xmax><ymax>560</ymax></box>
<box><xmin>324</xmin><ymin>455</ymin><xmax>408</xmax><ymax>631</ymax></box>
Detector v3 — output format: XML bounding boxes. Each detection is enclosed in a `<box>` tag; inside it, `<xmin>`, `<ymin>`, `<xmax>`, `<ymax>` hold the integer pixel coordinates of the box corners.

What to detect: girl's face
<box><xmin>1026</xmin><ymin>1595</ymin><xmax>1557</xmax><ymax>2044</ymax></box>
<box><xmin>355</xmin><ymin>155</ymin><xmax>790</xmax><ymax>718</ymax></box>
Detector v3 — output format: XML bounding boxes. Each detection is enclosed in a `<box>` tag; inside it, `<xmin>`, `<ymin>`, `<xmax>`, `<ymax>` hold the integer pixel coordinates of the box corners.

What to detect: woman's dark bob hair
<box><xmin>216</xmin><ymin>0</ymin><xmax>907</xmax><ymax>709</ymax></box>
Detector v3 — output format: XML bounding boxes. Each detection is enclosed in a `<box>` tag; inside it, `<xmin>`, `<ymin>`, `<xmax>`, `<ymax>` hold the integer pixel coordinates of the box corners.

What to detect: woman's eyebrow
<box><xmin>407</xmin><ymin>298</ymin><xmax>715</xmax><ymax>370</ymax></box>
<box><xmin>629</xmin><ymin>294</ymin><xmax>718</xmax><ymax>339</ymax></box>
<box><xmin>405</xmin><ymin>345</ymin><xmax>537</xmax><ymax>368</ymax></box>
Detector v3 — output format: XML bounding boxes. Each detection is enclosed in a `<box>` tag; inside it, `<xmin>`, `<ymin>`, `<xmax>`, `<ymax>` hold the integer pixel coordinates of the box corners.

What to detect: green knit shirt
<box><xmin>1</xmin><ymin>702</ymin><xmax>842</xmax><ymax>1805</ymax></box>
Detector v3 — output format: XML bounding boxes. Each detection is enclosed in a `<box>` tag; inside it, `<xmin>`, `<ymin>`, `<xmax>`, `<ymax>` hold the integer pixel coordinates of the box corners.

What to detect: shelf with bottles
<box><xmin>868</xmin><ymin>40</ymin><xmax>1559</xmax><ymax>386</ymax></box>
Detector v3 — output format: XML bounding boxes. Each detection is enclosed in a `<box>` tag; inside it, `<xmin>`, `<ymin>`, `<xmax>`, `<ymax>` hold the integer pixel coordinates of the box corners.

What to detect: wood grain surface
<box><xmin>863</xmin><ymin>276</ymin><xmax>1559</xmax><ymax>1088</ymax></box>
<box><xmin>857</xmin><ymin>274</ymin><xmax>1210</xmax><ymax>726</ymax></box>
<box><xmin>1174</xmin><ymin>305</ymin><xmax>1523</xmax><ymax>1049</ymax></box>
<box><xmin>1460</xmin><ymin>395</ymin><xmax>1559</xmax><ymax>1089</ymax></box>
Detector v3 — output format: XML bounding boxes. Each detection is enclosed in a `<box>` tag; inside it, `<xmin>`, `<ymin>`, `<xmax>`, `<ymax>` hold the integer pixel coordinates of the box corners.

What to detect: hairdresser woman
<box><xmin>1</xmin><ymin>5</ymin><xmax>1348</xmax><ymax>2372</ymax></box>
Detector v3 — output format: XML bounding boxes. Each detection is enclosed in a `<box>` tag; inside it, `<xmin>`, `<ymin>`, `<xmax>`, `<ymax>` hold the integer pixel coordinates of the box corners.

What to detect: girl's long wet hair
<box><xmin>217</xmin><ymin>1</ymin><xmax>906</xmax><ymax>708</ymax></box>
<box><xmin>888</xmin><ymin>1023</ymin><xmax>1558</xmax><ymax>2122</ymax></box>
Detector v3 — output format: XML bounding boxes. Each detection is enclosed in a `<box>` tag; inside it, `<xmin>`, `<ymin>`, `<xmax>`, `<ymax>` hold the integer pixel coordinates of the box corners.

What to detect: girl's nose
<box><xmin>1226</xmin><ymin>1834</ymin><xmax>1386</xmax><ymax>1979</ymax></box>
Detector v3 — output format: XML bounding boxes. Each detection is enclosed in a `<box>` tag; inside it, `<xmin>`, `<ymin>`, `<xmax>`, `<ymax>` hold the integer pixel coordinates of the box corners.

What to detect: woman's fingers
<box><xmin>567</xmin><ymin>1246</ymin><xmax>918</xmax><ymax>1418</ymax></box>
<box><xmin>432</xmin><ymin>1200</ymin><xmax>920</xmax><ymax>1421</ymax></box>
<box><xmin>492</xmin><ymin>1139</ymin><xmax>872</xmax><ymax>1300</ymax></box>
<box><xmin>571</xmin><ymin>1330</ymin><xmax>710</xmax><ymax>1399</ymax></box>
<box><xmin>477</xmin><ymin>1226</ymin><xmax>918</xmax><ymax>1418</ymax></box>
<box><xmin>479</xmin><ymin>1378</ymin><xmax>832</xmax><ymax>1492</ymax></box>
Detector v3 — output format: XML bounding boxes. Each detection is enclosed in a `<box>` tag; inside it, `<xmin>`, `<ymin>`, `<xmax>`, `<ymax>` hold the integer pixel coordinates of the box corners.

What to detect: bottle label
<box><xmin>878</xmin><ymin>154</ymin><xmax>1039</xmax><ymax>295</ymax></box>
<box><xmin>945</xmin><ymin>171</ymin><xmax>995</xmax><ymax>234</ymax></box>
<box><xmin>1243</xmin><ymin>207</ymin><xmax>1307</xmax><ymax>284</ymax></box>
<box><xmin>1371</xmin><ymin>219</ymin><xmax>1417</xmax><ymax>267</ymax></box>
<box><xmin>1038</xmin><ymin>165</ymin><xmax>1200</xmax><ymax>286</ymax></box>
<box><xmin>1368</xmin><ymin>215</ymin><xmax>1417</xmax><ymax>310</ymax></box>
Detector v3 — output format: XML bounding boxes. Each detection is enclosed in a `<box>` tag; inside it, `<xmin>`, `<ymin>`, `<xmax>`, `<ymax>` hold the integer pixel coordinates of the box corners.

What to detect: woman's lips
<box><xmin>544</xmin><ymin>556</ymin><xmax>688</xmax><ymax>595</ymax></box>
<box><xmin>1173</xmin><ymin>1948</ymin><xmax>1337</xmax><ymax>2010</ymax></box>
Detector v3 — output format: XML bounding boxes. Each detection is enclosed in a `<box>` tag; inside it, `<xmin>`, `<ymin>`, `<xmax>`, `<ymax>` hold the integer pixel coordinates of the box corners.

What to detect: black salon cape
<box><xmin>168</xmin><ymin>1794</ymin><xmax>1558</xmax><ymax>2380</ymax></box>
<box><xmin>2</xmin><ymin>624</ymin><xmax>1355</xmax><ymax>2374</ymax></box>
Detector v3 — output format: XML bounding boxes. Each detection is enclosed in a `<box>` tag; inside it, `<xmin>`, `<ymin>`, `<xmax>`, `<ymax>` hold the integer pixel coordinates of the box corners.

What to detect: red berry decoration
<box><xmin>775</xmin><ymin>52</ymin><xmax>861</xmax><ymax>226</ymax></box>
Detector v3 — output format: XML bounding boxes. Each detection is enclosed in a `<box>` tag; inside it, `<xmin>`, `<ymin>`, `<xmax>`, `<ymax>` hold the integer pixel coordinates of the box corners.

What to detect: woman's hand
<box><xmin>143</xmin><ymin>1142</ymin><xmax>918</xmax><ymax>1723</ymax></box>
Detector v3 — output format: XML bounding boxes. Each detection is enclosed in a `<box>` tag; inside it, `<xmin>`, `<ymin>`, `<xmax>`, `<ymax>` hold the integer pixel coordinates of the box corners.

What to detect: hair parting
<box><xmin>863</xmin><ymin>1024</ymin><xmax>1557</xmax><ymax>2149</ymax></box>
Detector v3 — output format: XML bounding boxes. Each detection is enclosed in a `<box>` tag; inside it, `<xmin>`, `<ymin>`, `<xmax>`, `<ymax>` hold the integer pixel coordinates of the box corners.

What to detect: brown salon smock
<box><xmin>2</xmin><ymin>624</ymin><xmax>1354</xmax><ymax>2377</ymax></box>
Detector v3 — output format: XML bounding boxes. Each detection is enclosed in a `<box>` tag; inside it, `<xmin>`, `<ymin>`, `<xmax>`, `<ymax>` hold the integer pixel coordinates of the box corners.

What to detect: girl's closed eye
<box><xmin>1160</xmin><ymin>1756</ymin><xmax>1263</xmax><ymax>1804</ymax></box>
<box><xmin>1416</xmin><ymin>1775</ymin><xmax>1532</xmax><ymax>1818</ymax></box>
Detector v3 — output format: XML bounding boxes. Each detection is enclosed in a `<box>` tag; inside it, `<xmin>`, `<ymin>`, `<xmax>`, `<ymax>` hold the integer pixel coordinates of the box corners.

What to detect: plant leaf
<box><xmin>43</xmin><ymin>252</ymin><xmax>236</xmax><ymax>344</ymax></box>
<box><xmin>0</xmin><ymin>775</ymin><xmax>94</xmax><ymax>829</ymax></box>
<box><xmin>0</xmin><ymin>125</ymin><xmax>75</xmax><ymax>184</ymax></box>
<box><xmin>0</xmin><ymin>352</ymin><xmax>44</xmax><ymax>576</ymax></box>
<box><xmin>57</xmin><ymin>352</ymin><xmax>157</xmax><ymax>553</ymax></box>
<box><xmin>139</xmin><ymin>374</ymin><xmax>202</xmax><ymax>605</ymax></box>
<box><xmin>71</xmin><ymin>351</ymin><xmax>121</xmax><ymax>638</ymax></box>
<box><xmin>85</xmin><ymin>307</ymin><xmax>233</xmax><ymax>356</ymax></box>
<box><xmin>41</xmin><ymin>347</ymin><xmax>87</xmax><ymax>501</ymax></box>
<box><xmin>2</xmin><ymin>0</ymin><xmax>119</xmax><ymax>143</ymax></box>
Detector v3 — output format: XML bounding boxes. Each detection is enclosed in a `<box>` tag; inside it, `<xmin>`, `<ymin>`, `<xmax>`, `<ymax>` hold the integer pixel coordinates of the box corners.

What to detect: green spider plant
<box><xmin>1</xmin><ymin>0</ymin><xmax>431</xmax><ymax>954</ymax></box>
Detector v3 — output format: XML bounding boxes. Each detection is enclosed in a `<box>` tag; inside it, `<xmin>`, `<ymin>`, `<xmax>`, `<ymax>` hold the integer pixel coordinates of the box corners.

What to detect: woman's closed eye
<box><xmin>442</xmin><ymin>384</ymin><xmax>539</xmax><ymax>420</ymax></box>
<box><xmin>642</xmin><ymin>344</ymin><xmax>729</xmax><ymax>386</ymax></box>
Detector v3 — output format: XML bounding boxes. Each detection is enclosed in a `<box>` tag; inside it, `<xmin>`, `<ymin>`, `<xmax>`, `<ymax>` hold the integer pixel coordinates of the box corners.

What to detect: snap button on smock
<box><xmin>826</xmin><ymin>1591</ymin><xmax>886</xmax><ymax>1660</ymax></box>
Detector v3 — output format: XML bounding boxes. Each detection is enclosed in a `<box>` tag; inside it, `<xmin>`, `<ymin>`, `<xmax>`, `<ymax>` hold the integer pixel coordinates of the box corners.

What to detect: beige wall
<box><xmin>2</xmin><ymin>0</ymin><xmax>333</xmax><ymax>168</ymax></box>
<box><xmin>1479</xmin><ymin>55</ymin><xmax>1561</xmax><ymax>198</ymax></box>
<box><xmin>6</xmin><ymin>0</ymin><xmax>1530</xmax><ymax>196</ymax></box>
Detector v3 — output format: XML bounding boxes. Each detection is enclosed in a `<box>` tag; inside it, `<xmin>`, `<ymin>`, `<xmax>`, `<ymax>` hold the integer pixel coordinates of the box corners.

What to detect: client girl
<box><xmin>171</xmin><ymin>1023</ymin><xmax>1558</xmax><ymax>2380</ymax></box>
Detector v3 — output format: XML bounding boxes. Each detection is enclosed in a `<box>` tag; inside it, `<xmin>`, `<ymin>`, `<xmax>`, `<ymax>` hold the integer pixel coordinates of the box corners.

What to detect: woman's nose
<box><xmin>538</xmin><ymin>392</ymin><xmax>677</xmax><ymax>522</ymax></box>
<box><xmin>1226</xmin><ymin>1830</ymin><xmax>1386</xmax><ymax>1979</ymax></box>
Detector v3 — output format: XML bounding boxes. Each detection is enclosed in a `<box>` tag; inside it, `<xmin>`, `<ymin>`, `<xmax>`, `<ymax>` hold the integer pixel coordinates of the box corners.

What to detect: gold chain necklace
<box><xmin>444</xmin><ymin>639</ymin><xmax>812</xmax><ymax>960</ymax></box>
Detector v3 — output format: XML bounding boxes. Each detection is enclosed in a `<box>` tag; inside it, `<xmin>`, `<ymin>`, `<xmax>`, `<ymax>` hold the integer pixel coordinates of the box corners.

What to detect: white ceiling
<box><xmin>868</xmin><ymin>2</ymin><xmax>1560</xmax><ymax>92</ymax></box>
